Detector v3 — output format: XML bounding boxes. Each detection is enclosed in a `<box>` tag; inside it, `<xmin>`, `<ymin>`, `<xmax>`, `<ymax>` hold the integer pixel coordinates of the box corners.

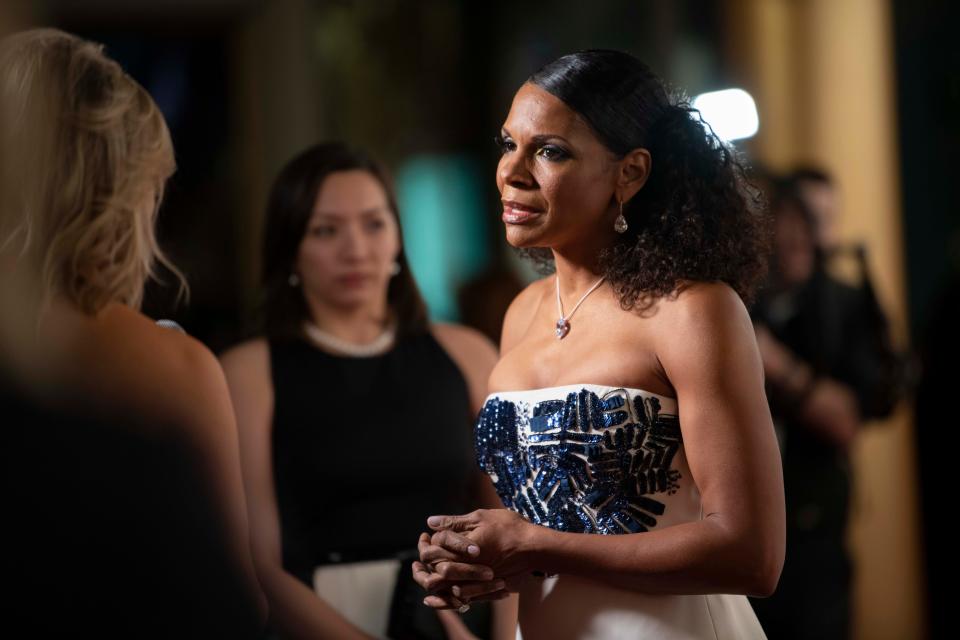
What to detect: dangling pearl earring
<box><xmin>288</xmin><ymin>272</ymin><xmax>300</xmax><ymax>287</ymax></box>
<box><xmin>614</xmin><ymin>198</ymin><xmax>628</xmax><ymax>234</ymax></box>
<box><xmin>389</xmin><ymin>261</ymin><xmax>401</xmax><ymax>276</ymax></box>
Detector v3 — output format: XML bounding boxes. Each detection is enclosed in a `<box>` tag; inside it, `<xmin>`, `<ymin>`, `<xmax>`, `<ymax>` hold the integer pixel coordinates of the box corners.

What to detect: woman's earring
<box><xmin>389</xmin><ymin>261</ymin><xmax>402</xmax><ymax>276</ymax></box>
<box><xmin>288</xmin><ymin>272</ymin><xmax>300</xmax><ymax>287</ymax></box>
<box><xmin>614</xmin><ymin>199</ymin><xmax>628</xmax><ymax>234</ymax></box>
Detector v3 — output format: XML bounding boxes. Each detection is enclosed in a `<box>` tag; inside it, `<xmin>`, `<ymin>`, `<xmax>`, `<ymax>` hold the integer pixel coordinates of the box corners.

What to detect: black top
<box><xmin>0</xmin><ymin>379</ymin><xmax>264</xmax><ymax>638</ymax></box>
<box><xmin>269</xmin><ymin>330</ymin><xmax>476</xmax><ymax>584</ymax></box>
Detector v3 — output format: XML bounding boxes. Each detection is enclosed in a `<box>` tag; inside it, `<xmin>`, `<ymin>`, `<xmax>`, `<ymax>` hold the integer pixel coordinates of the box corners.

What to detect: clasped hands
<box><xmin>411</xmin><ymin>508</ymin><xmax>534</xmax><ymax>610</ymax></box>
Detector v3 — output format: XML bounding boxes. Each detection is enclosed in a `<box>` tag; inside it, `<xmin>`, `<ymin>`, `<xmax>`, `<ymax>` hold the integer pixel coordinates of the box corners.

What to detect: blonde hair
<box><xmin>0</xmin><ymin>28</ymin><xmax>184</xmax><ymax>314</ymax></box>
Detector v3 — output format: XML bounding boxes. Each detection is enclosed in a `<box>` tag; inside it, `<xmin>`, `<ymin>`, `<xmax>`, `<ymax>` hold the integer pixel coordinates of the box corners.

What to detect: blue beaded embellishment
<box><xmin>475</xmin><ymin>388</ymin><xmax>682</xmax><ymax>534</ymax></box>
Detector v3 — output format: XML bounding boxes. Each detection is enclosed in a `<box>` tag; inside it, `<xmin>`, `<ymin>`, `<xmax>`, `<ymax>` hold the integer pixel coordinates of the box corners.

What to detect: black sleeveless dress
<box><xmin>268</xmin><ymin>330</ymin><xmax>481</xmax><ymax>636</ymax></box>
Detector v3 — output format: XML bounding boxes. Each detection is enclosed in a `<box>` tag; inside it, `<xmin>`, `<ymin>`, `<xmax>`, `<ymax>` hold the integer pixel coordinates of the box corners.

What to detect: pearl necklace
<box><xmin>302</xmin><ymin>320</ymin><xmax>396</xmax><ymax>357</ymax></box>
<box><xmin>555</xmin><ymin>274</ymin><xmax>606</xmax><ymax>339</ymax></box>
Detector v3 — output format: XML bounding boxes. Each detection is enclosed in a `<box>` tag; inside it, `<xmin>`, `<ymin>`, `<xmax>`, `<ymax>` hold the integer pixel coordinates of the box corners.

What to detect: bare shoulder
<box><xmin>500</xmin><ymin>276</ymin><xmax>551</xmax><ymax>353</ymax></box>
<box><xmin>79</xmin><ymin>304</ymin><xmax>232</xmax><ymax>431</ymax></box>
<box><xmin>218</xmin><ymin>338</ymin><xmax>274</xmax><ymax>435</ymax></box>
<box><xmin>219</xmin><ymin>338</ymin><xmax>272</xmax><ymax>406</ymax></box>
<box><xmin>431</xmin><ymin>323</ymin><xmax>499</xmax><ymax>411</ymax></box>
<box><xmin>103</xmin><ymin>305</ymin><xmax>220</xmax><ymax>376</ymax></box>
<box><xmin>651</xmin><ymin>280</ymin><xmax>760</xmax><ymax>385</ymax></box>
<box><xmin>431</xmin><ymin>322</ymin><xmax>497</xmax><ymax>362</ymax></box>
<box><xmin>654</xmin><ymin>280</ymin><xmax>752</xmax><ymax>334</ymax></box>
<box><xmin>219</xmin><ymin>338</ymin><xmax>270</xmax><ymax>379</ymax></box>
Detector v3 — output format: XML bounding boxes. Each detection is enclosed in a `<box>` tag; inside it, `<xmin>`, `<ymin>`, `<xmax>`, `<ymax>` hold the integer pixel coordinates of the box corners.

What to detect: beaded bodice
<box><xmin>475</xmin><ymin>384</ymin><xmax>701</xmax><ymax>534</ymax></box>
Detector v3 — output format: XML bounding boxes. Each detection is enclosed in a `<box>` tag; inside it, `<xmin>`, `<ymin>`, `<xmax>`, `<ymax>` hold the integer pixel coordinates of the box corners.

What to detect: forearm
<box><xmin>523</xmin><ymin>516</ymin><xmax>775</xmax><ymax>597</ymax></box>
<box><xmin>258</xmin><ymin>564</ymin><xmax>375</xmax><ymax>640</ymax></box>
<box><xmin>491</xmin><ymin>594</ymin><xmax>519</xmax><ymax>640</ymax></box>
<box><xmin>436</xmin><ymin>609</ymin><xmax>482</xmax><ymax>640</ymax></box>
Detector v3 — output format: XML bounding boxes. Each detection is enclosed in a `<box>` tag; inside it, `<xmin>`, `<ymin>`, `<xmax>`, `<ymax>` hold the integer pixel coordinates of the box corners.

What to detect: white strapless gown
<box><xmin>475</xmin><ymin>384</ymin><xmax>767</xmax><ymax>640</ymax></box>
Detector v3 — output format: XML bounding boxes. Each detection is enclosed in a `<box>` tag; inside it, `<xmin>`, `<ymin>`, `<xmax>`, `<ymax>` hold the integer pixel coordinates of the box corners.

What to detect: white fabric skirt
<box><xmin>313</xmin><ymin>558</ymin><xmax>401</xmax><ymax>639</ymax></box>
<box><xmin>516</xmin><ymin>574</ymin><xmax>767</xmax><ymax>640</ymax></box>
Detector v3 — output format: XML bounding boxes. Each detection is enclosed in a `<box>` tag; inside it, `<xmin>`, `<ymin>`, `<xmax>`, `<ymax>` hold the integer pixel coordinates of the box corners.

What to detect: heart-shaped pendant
<box><xmin>555</xmin><ymin>318</ymin><xmax>570</xmax><ymax>339</ymax></box>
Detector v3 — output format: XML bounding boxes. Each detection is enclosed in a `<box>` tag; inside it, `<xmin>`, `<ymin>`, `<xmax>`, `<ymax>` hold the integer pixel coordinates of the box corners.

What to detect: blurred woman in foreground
<box><xmin>0</xmin><ymin>28</ymin><xmax>265</xmax><ymax>635</ymax></box>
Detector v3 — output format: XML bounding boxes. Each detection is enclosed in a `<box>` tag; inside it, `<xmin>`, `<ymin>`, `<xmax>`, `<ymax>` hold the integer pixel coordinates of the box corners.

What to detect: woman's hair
<box><xmin>0</xmin><ymin>28</ymin><xmax>181</xmax><ymax>314</ymax></box>
<box><xmin>261</xmin><ymin>142</ymin><xmax>429</xmax><ymax>339</ymax></box>
<box><xmin>525</xmin><ymin>49</ymin><xmax>770</xmax><ymax>309</ymax></box>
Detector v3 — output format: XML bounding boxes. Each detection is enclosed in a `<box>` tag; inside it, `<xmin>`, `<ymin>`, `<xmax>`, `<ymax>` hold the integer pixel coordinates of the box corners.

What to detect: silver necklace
<box><xmin>302</xmin><ymin>320</ymin><xmax>396</xmax><ymax>357</ymax></box>
<box><xmin>555</xmin><ymin>273</ymin><xmax>606</xmax><ymax>339</ymax></box>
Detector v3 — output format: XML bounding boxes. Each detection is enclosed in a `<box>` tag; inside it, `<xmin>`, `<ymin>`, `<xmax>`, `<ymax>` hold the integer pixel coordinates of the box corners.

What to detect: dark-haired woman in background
<box><xmin>413</xmin><ymin>50</ymin><xmax>785</xmax><ymax>639</ymax></box>
<box><xmin>220</xmin><ymin>143</ymin><xmax>501</xmax><ymax>639</ymax></box>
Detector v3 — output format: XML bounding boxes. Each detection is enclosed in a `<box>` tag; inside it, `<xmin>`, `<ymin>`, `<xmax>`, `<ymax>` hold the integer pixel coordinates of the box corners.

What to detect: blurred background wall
<box><xmin>726</xmin><ymin>2</ymin><xmax>929</xmax><ymax>638</ymax></box>
<box><xmin>3</xmin><ymin>1</ymin><xmax>955</xmax><ymax>638</ymax></box>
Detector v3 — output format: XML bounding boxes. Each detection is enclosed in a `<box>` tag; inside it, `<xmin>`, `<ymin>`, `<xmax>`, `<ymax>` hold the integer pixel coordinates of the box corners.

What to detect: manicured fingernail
<box><xmin>427</xmin><ymin>516</ymin><xmax>442</xmax><ymax>527</ymax></box>
<box><xmin>494</xmin><ymin>579</ymin><xmax>505</xmax><ymax>590</ymax></box>
<box><xmin>452</xmin><ymin>586</ymin><xmax>461</xmax><ymax>597</ymax></box>
<box><xmin>482</xmin><ymin>569</ymin><xmax>494</xmax><ymax>580</ymax></box>
<box><xmin>467</xmin><ymin>544</ymin><xmax>479</xmax><ymax>556</ymax></box>
<box><xmin>423</xmin><ymin>598</ymin><xmax>430</xmax><ymax>605</ymax></box>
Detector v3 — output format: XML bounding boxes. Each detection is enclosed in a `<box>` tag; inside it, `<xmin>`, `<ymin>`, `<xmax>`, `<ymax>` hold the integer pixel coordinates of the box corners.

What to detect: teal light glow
<box><xmin>395</xmin><ymin>155</ymin><xmax>490</xmax><ymax>321</ymax></box>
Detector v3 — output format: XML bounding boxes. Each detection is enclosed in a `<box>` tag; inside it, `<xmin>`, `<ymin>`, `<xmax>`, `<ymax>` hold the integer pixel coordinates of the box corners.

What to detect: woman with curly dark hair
<box><xmin>411</xmin><ymin>50</ymin><xmax>785</xmax><ymax>639</ymax></box>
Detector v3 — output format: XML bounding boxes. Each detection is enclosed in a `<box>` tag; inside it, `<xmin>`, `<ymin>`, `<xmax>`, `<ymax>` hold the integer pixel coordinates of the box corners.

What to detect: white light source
<box><xmin>691</xmin><ymin>88</ymin><xmax>759</xmax><ymax>141</ymax></box>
